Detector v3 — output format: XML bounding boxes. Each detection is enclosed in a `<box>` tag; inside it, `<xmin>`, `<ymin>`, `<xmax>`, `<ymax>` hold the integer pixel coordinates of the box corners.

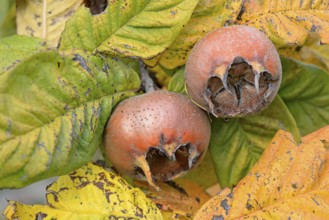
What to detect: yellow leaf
<box><xmin>148</xmin><ymin>64</ymin><xmax>174</xmax><ymax>89</ymax></box>
<box><xmin>4</xmin><ymin>162</ymin><xmax>163</xmax><ymax>220</ymax></box>
<box><xmin>16</xmin><ymin>0</ymin><xmax>81</xmax><ymax>47</ymax></box>
<box><xmin>195</xmin><ymin>126</ymin><xmax>329</xmax><ymax>219</ymax></box>
<box><xmin>238</xmin><ymin>0</ymin><xmax>329</xmax><ymax>47</ymax></box>
<box><xmin>282</xmin><ymin>34</ymin><xmax>329</xmax><ymax>72</ymax></box>
<box><xmin>144</xmin><ymin>0</ymin><xmax>243</xmax><ymax>69</ymax></box>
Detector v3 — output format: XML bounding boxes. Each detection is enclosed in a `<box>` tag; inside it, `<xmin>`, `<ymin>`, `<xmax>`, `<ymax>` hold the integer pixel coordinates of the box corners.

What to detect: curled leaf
<box><xmin>4</xmin><ymin>162</ymin><xmax>163</xmax><ymax>220</ymax></box>
<box><xmin>195</xmin><ymin>126</ymin><xmax>329</xmax><ymax>219</ymax></box>
<box><xmin>135</xmin><ymin>179</ymin><xmax>210</xmax><ymax>219</ymax></box>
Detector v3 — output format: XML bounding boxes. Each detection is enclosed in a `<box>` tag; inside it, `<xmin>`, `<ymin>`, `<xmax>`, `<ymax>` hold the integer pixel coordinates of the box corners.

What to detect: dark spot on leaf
<box><xmin>64</xmin><ymin>10</ymin><xmax>75</xmax><ymax>18</ymax></box>
<box><xmin>104</xmin><ymin>189</ymin><xmax>114</xmax><ymax>203</ymax></box>
<box><xmin>165</xmin><ymin>181</ymin><xmax>188</xmax><ymax>196</ymax></box>
<box><xmin>72</xmin><ymin>54</ymin><xmax>92</xmax><ymax>75</ymax></box>
<box><xmin>109</xmin><ymin>173</ymin><xmax>116</xmax><ymax>179</ymax></box>
<box><xmin>310</xmin><ymin>25</ymin><xmax>320</xmax><ymax>32</ymax></box>
<box><xmin>77</xmin><ymin>180</ymin><xmax>89</xmax><ymax>189</ymax></box>
<box><xmin>292</xmin><ymin>183</ymin><xmax>298</xmax><ymax>189</ymax></box>
<box><xmin>220</xmin><ymin>199</ymin><xmax>230</xmax><ymax>214</ymax></box>
<box><xmin>58</xmin><ymin>187</ymin><xmax>69</xmax><ymax>192</ymax></box>
<box><xmin>311</xmin><ymin>197</ymin><xmax>320</xmax><ymax>206</ymax></box>
<box><xmin>246</xmin><ymin>202</ymin><xmax>253</xmax><ymax>210</ymax></box>
<box><xmin>36</xmin><ymin>212</ymin><xmax>47</xmax><ymax>220</ymax></box>
<box><xmin>212</xmin><ymin>215</ymin><xmax>224</xmax><ymax>220</ymax></box>
<box><xmin>48</xmin><ymin>191</ymin><xmax>59</xmax><ymax>202</ymax></box>
<box><xmin>26</xmin><ymin>26</ymin><xmax>35</xmax><ymax>36</ymax></box>
<box><xmin>320</xmin><ymin>140</ymin><xmax>329</xmax><ymax>150</ymax></box>
<box><xmin>93</xmin><ymin>181</ymin><xmax>104</xmax><ymax>190</ymax></box>
<box><xmin>295</xmin><ymin>46</ymin><xmax>302</xmax><ymax>52</ymax></box>
<box><xmin>174</xmin><ymin>213</ymin><xmax>180</xmax><ymax>219</ymax></box>
<box><xmin>195</xmin><ymin>197</ymin><xmax>200</xmax><ymax>203</ymax></box>
<box><xmin>135</xmin><ymin>206</ymin><xmax>144</xmax><ymax>217</ymax></box>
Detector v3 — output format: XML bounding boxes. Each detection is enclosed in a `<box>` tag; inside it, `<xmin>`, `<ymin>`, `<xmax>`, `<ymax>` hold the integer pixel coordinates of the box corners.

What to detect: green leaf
<box><xmin>167</xmin><ymin>66</ymin><xmax>185</xmax><ymax>93</ymax></box>
<box><xmin>0</xmin><ymin>0</ymin><xmax>13</xmax><ymax>24</ymax></box>
<box><xmin>145</xmin><ymin>0</ymin><xmax>243</xmax><ymax>69</ymax></box>
<box><xmin>0</xmin><ymin>35</ymin><xmax>46</xmax><ymax>74</ymax></box>
<box><xmin>0</xmin><ymin>1</ymin><xmax>16</xmax><ymax>38</ymax></box>
<box><xmin>279</xmin><ymin>57</ymin><xmax>329</xmax><ymax>136</ymax></box>
<box><xmin>0</xmin><ymin>41</ymin><xmax>140</xmax><ymax>188</ymax></box>
<box><xmin>210</xmin><ymin>96</ymin><xmax>301</xmax><ymax>188</ymax></box>
<box><xmin>59</xmin><ymin>0</ymin><xmax>200</xmax><ymax>59</ymax></box>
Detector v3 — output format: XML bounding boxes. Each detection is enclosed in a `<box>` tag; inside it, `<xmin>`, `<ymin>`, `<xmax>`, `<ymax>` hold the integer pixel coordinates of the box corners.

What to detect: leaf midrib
<box><xmin>95</xmin><ymin>0</ymin><xmax>151</xmax><ymax>49</ymax></box>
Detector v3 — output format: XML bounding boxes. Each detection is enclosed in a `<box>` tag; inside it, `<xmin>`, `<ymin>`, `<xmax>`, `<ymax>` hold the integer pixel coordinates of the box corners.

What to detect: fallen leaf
<box><xmin>135</xmin><ymin>179</ymin><xmax>210</xmax><ymax>219</ymax></box>
<box><xmin>4</xmin><ymin>162</ymin><xmax>163</xmax><ymax>220</ymax></box>
<box><xmin>195</xmin><ymin>126</ymin><xmax>329</xmax><ymax>219</ymax></box>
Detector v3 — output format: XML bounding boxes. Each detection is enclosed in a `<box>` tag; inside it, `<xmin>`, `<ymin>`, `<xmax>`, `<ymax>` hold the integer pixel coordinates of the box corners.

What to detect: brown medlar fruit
<box><xmin>185</xmin><ymin>25</ymin><xmax>282</xmax><ymax>118</ymax></box>
<box><xmin>103</xmin><ymin>90</ymin><xmax>211</xmax><ymax>190</ymax></box>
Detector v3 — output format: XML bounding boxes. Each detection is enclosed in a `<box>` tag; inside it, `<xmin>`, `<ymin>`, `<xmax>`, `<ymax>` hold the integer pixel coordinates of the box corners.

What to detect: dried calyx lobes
<box><xmin>185</xmin><ymin>25</ymin><xmax>282</xmax><ymax>118</ymax></box>
<box><xmin>103</xmin><ymin>90</ymin><xmax>211</xmax><ymax>190</ymax></box>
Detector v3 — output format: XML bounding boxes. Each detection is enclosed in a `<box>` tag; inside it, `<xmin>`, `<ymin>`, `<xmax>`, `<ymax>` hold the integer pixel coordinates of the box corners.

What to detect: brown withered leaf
<box><xmin>195</xmin><ymin>126</ymin><xmax>329</xmax><ymax>219</ymax></box>
<box><xmin>135</xmin><ymin>179</ymin><xmax>210</xmax><ymax>219</ymax></box>
<box><xmin>238</xmin><ymin>0</ymin><xmax>329</xmax><ymax>47</ymax></box>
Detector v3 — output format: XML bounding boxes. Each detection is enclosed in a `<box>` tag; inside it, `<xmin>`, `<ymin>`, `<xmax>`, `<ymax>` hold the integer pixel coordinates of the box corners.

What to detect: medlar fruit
<box><xmin>103</xmin><ymin>90</ymin><xmax>211</xmax><ymax>190</ymax></box>
<box><xmin>185</xmin><ymin>25</ymin><xmax>282</xmax><ymax>118</ymax></box>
